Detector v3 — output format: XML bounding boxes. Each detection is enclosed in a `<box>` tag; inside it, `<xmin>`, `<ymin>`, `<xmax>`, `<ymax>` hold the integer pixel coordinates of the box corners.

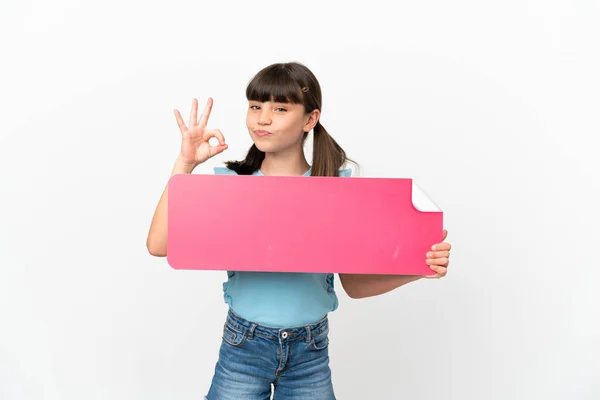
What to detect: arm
<box><xmin>146</xmin><ymin>97</ymin><xmax>228</xmax><ymax>257</ymax></box>
<box><xmin>339</xmin><ymin>231</ymin><xmax>452</xmax><ymax>298</ymax></box>
<box><xmin>338</xmin><ymin>273</ymin><xmax>423</xmax><ymax>299</ymax></box>
<box><xmin>146</xmin><ymin>156</ymin><xmax>196</xmax><ymax>257</ymax></box>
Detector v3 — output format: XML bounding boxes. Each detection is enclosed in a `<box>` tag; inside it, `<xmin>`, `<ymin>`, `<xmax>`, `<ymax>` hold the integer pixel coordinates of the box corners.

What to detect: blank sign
<box><xmin>167</xmin><ymin>174</ymin><xmax>443</xmax><ymax>275</ymax></box>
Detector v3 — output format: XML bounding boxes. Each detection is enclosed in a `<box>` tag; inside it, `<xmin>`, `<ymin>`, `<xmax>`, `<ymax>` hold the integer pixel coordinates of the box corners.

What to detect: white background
<box><xmin>1</xmin><ymin>1</ymin><xmax>599</xmax><ymax>399</ymax></box>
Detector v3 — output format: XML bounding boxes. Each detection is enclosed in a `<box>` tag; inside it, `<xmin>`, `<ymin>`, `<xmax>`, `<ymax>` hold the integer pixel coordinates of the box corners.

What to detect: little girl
<box><xmin>146</xmin><ymin>62</ymin><xmax>451</xmax><ymax>399</ymax></box>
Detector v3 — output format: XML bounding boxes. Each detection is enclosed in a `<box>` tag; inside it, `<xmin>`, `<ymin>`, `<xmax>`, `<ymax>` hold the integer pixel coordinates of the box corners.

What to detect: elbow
<box><xmin>347</xmin><ymin>291</ymin><xmax>364</xmax><ymax>299</ymax></box>
<box><xmin>340</xmin><ymin>277</ymin><xmax>369</xmax><ymax>299</ymax></box>
<box><xmin>146</xmin><ymin>239</ymin><xmax>167</xmax><ymax>257</ymax></box>
<box><xmin>148</xmin><ymin>247</ymin><xmax>167</xmax><ymax>258</ymax></box>
<box><xmin>346</xmin><ymin>288</ymin><xmax>371</xmax><ymax>299</ymax></box>
<box><xmin>343</xmin><ymin>285</ymin><xmax>362</xmax><ymax>299</ymax></box>
<box><xmin>149</xmin><ymin>250</ymin><xmax>167</xmax><ymax>258</ymax></box>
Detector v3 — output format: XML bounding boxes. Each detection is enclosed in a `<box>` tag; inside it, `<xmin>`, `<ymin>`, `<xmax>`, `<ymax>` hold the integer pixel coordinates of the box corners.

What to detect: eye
<box><xmin>275</xmin><ymin>107</ymin><xmax>287</xmax><ymax>112</ymax></box>
<box><xmin>250</xmin><ymin>105</ymin><xmax>260</xmax><ymax>110</ymax></box>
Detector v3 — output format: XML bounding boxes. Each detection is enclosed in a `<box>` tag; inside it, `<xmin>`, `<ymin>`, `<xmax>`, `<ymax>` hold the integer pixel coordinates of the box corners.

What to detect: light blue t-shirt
<box><xmin>213</xmin><ymin>165</ymin><xmax>351</xmax><ymax>328</ymax></box>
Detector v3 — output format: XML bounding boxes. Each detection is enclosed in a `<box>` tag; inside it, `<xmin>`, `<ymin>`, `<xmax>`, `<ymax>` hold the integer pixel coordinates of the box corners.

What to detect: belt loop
<box><xmin>305</xmin><ymin>324</ymin><xmax>312</xmax><ymax>343</ymax></box>
<box><xmin>248</xmin><ymin>323</ymin><xmax>257</xmax><ymax>339</ymax></box>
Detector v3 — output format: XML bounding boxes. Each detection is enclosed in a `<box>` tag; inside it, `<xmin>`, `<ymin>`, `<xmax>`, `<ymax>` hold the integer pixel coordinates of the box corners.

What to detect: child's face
<box><xmin>246</xmin><ymin>100</ymin><xmax>317</xmax><ymax>154</ymax></box>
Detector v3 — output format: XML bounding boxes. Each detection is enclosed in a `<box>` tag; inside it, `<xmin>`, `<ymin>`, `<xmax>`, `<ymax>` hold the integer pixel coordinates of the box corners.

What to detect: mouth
<box><xmin>254</xmin><ymin>130</ymin><xmax>272</xmax><ymax>137</ymax></box>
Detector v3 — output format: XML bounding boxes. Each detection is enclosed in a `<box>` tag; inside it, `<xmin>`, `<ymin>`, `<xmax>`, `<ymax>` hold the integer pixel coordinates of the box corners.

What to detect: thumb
<box><xmin>211</xmin><ymin>143</ymin><xmax>228</xmax><ymax>156</ymax></box>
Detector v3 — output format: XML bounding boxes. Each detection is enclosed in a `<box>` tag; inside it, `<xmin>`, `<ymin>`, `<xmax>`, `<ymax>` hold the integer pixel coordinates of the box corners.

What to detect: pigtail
<box><xmin>225</xmin><ymin>144</ymin><xmax>265</xmax><ymax>175</ymax></box>
<box><xmin>311</xmin><ymin>121</ymin><xmax>349</xmax><ymax>177</ymax></box>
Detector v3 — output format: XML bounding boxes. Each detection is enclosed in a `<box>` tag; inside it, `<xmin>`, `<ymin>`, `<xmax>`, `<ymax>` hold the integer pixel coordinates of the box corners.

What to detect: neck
<box><xmin>260</xmin><ymin>146</ymin><xmax>310</xmax><ymax>176</ymax></box>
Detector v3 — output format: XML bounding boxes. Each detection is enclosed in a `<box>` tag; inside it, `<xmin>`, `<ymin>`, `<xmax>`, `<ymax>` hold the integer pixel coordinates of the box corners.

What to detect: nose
<box><xmin>258</xmin><ymin>107</ymin><xmax>271</xmax><ymax>125</ymax></box>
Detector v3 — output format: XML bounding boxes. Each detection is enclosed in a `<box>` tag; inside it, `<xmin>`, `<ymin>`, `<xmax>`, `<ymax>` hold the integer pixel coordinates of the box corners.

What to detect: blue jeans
<box><xmin>205</xmin><ymin>309</ymin><xmax>336</xmax><ymax>399</ymax></box>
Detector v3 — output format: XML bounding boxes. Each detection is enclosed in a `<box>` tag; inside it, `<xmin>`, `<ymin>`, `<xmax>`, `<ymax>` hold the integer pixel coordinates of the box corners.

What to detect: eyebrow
<box><xmin>249</xmin><ymin>101</ymin><xmax>294</xmax><ymax>107</ymax></box>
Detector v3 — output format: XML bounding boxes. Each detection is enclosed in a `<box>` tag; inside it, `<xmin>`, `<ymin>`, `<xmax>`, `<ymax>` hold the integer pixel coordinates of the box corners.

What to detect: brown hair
<box><xmin>225</xmin><ymin>62</ymin><xmax>356</xmax><ymax>176</ymax></box>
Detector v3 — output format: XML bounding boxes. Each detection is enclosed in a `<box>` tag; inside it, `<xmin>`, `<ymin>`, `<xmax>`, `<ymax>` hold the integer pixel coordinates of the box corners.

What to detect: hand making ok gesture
<box><xmin>174</xmin><ymin>97</ymin><xmax>228</xmax><ymax>167</ymax></box>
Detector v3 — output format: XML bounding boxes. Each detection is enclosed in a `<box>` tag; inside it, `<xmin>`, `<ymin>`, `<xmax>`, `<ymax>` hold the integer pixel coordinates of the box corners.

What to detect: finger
<box><xmin>210</xmin><ymin>143</ymin><xmax>229</xmax><ymax>156</ymax></box>
<box><xmin>198</xmin><ymin>97</ymin><xmax>214</xmax><ymax>128</ymax></box>
<box><xmin>203</xmin><ymin>128</ymin><xmax>226</xmax><ymax>146</ymax></box>
<box><xmin>442</xmin><ymin>229</ymin><xmax>448</xmax><ymax>241</ymax></box>
<box><xmin>189</xmin><ymin>98</ymin><xmax>198</xmax><ymax>127</ymax></box>
<box><xmin>207</xmin><ymin>143</ymin><xmax>228</xmax><ymax>159</ymax></box>
<box><xmin>428</xmin><ymin>265</ymin><xmax>447</xmax><ymax>277</ymax></box>
<box><xmin>426</xmin><ymin>251</ymin><xmax>450</xmax><ymax>259</ymax></box>
<box><xmin>174</xmin><ymin>109</ymin><xmax>188</xmax><ymax>134</ymax></box>
<box><xmin>432</xmin><ymin>242</ymin><xmax>451</xmax><ymax>251</ymax></box>
<box><xmin>426</xmin><ymin>258</ymin><xmax>449</xmax><ymax>266</ymax></box>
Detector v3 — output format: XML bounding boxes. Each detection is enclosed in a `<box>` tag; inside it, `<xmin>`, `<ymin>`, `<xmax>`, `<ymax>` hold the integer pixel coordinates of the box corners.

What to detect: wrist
<box><xmin>174</xmin><ymin>156</ymin><xmax>198</xmax><ymax>174</ymax></box>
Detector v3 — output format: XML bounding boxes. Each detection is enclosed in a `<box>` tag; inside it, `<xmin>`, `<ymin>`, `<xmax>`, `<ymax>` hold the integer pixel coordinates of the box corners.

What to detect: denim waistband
<box><xmin>225</xmin><ymin>308</ymin><xmax>329</xmax><ymax>342</ymax></box>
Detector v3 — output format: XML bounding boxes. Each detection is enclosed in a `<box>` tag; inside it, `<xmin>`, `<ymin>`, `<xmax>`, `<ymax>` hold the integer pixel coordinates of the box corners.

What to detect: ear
<box><xmin>303</xmin><ymin>109</ymin><xmax>320</xmax><ymax>133</ymax></box>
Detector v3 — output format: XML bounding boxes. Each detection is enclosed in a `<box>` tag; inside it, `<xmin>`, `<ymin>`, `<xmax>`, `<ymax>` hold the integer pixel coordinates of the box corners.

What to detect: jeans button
<box><xmin>282</xmin><ymin>331</ymin><xmax>288</xmax><ymax>339</ymax></box>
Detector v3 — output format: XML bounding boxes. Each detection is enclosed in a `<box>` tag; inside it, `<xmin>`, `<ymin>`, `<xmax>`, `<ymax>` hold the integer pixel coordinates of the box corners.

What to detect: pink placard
<box><xmin>167</xmin><ymin>174</ymin><xmax>443</xmax><ymax>275</ymax></box>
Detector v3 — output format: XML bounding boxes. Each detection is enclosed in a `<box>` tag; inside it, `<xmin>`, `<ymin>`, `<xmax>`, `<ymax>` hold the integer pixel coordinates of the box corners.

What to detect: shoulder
<box><xmin>214</xmin><ymin>166</ymin><xmax>352</xmax><ymax>176</ymax></box>
<box><xmin>213</xmin><ymin>166</ymin><xmax>238</xmax><ymax>175</ymax></box>
<box><xmin>337</xmin><ymin>168</ymin><xmax>352</xmax><ymax>177</ymax></box>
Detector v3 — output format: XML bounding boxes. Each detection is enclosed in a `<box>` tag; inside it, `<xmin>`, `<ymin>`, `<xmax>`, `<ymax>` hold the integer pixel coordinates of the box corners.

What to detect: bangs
<box><xmin>246</xmin><ymin>65</ymin><xmax>304</xmax><ymax>104</ymax></box>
